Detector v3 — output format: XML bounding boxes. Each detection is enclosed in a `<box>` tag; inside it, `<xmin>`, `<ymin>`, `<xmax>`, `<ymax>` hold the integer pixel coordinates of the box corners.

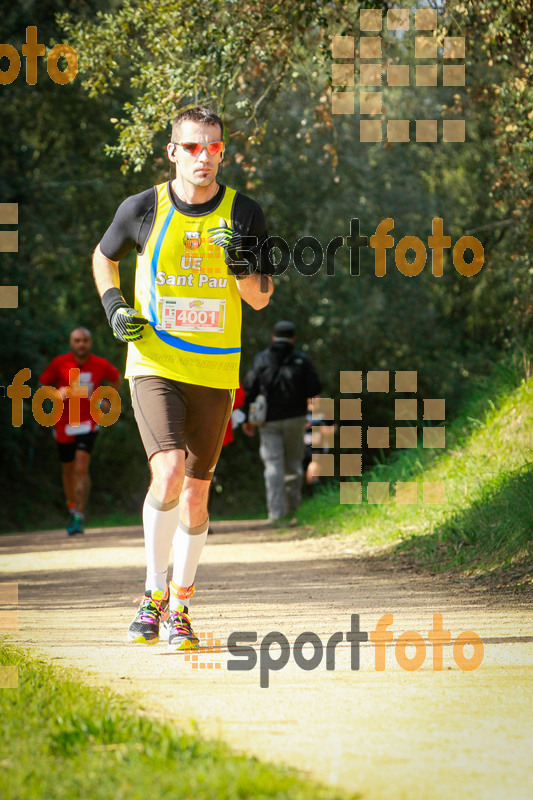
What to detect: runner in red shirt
<box><xmin>39</xmin><ymin>327</ymin><xmax>121</xmax><ymax>535</ymax></box>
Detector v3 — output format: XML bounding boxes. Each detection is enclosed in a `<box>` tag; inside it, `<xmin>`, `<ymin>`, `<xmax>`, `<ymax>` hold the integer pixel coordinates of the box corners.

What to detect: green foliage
<box><xmin>210</xmin><ymin>427</ymin><xmax>268</xmax><ymax>518</ymax></box>
<box><xmin>0</xmin><ymin>642</ymin><xmax>358</xmax><ymax>800</ymax></box>
<box><xmin>440</xmin><ymin>1</ymin><xmax>533</xmax><ymax>345</ymax></box>
<box><xmin>2</xmin><ymin>0</ymin><xmax>532</xmax><ymax>532</ymax></box>
<box><xmin>0</xmin><ymin>2</ymin><xmax>157</xmax><ymax>528</ymax></box>
<box><xmin>297</xmin><ymin>356</ymin><xmax>533</xmax><ymax>583</ymax></box>
<box><xmin>62</xmin><ymin>0</ymin><xmax>340</xmax><ymax>171</ymax></box>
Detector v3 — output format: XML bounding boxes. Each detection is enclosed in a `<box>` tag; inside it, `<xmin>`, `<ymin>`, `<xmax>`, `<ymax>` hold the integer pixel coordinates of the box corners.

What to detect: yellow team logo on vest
<box><xmin>125</xmin><ymin>182</ymin><xmax>242</xmax><ymax>389</ymax></box>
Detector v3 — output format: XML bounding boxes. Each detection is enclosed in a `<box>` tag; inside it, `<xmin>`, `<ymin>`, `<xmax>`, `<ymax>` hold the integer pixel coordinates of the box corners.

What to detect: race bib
<box><xmin>158</xmin><ymin>297</ymin><xmax>226</xmax><ymax>333</ymax></box>
<box><xmin>65</xmin><ymin>421</ymin><xmax>93</xmax><ymax>436</ymax></box>
<box><xmin>79</xmin><ymin>372</ymin><xmax>94</xmax><ymax>394</ymax></box>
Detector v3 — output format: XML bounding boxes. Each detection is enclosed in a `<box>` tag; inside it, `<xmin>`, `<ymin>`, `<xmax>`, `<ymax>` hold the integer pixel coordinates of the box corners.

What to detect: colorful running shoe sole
<box><xmin>165</xmin><ymin>609</ymin><xmax>199</xmax><ymax>651</ymax></box>
<box><xmin>127</xmin><ymin>587</ymin><xmax>169</xmax><ymax>644</ymax></box>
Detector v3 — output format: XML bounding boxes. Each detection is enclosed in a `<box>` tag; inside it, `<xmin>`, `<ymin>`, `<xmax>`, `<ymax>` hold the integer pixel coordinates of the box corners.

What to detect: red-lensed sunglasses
<box><xmin>172</xmin><ymin>141</ymin><xmax>224</xmax><ymax>156</ymax></box>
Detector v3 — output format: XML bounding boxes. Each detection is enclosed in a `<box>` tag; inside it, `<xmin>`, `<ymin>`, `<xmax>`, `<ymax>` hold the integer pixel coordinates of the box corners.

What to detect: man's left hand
<box><xmin>208</xmin><ymin>218</ymin><xmax>251</xmax><ymax>277</ymax></box>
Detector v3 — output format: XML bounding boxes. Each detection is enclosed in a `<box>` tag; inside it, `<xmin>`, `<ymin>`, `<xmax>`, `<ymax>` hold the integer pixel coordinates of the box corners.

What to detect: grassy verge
<box><xmin>85</xmin><ymin>511</ymin><xmax>142</xmax><ymax>529</ymax></box>
<box><xmin>297</xmin><ymin>360</ymin><xmax>533</xmax><ymax>582</ymax></box>
<box><xmin>0</xmin><ymin>641</ymin><xmax>357</xmax><ymax>800</ymax></box>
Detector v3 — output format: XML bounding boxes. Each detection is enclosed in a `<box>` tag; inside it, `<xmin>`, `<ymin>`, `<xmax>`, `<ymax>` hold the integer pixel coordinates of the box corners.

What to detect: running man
<box><xmin>39</xmin><ymin>327</ymin><xmax>121</xmax><ymax>535</ymax></box>
<box><xmin>93</xmin><ymin>106</ymin><xmax>273</xmax><ymax>650</ymax></box>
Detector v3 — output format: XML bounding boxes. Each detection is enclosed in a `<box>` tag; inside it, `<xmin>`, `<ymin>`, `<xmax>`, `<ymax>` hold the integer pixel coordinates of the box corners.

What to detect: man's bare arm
<box><xmin>94</xmin><ymin>241</ymin><xmax>272</xmax><ymax>313</ymax></box>
<box><xmin>93</xmin><ymin>244</ymin><xmax>121</xmax><ymax>297</ymax></box>
<box><xmin>93</xmin><ymin>244</ymin><xmax>148</xmax><ymax>341</ymax></box>
<box><xmin>236</xmin><ymin>272</ymin><xmax>273</xmax><ymax>310</ymax></box>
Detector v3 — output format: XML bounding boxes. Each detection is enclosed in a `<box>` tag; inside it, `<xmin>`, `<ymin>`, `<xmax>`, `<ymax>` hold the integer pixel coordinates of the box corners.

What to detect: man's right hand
<box><xmin>101</xmin><ymin>287</ymin><xmax>149</xmax><ymax>343</ymax></box>
<box><xmin>110</xmin><ymin>307</ymin><xmax>149</xmax><ymax>342</ymax></box>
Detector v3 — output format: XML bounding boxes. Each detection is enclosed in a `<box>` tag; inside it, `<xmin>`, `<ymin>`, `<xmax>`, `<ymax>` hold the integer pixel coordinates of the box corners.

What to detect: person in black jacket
<box><xmin>242</xmin><ymin>320</ymin><xmax>323</xmax><ymax>525</ymax></box>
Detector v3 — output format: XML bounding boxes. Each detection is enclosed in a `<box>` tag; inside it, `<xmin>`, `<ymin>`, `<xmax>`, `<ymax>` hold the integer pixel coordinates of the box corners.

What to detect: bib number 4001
<box><xmin>176</xmin><ymin>309</ymin><xmax>218</xmax><ymax>326</ymax></box>
<box><xmin>159</xmin><ymin>297</ymin><xmax>226</xmax><ymax>332</ymax></box>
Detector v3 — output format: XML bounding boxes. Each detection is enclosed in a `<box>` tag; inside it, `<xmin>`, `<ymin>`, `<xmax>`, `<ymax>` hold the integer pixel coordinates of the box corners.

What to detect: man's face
<box><xmin>70</xmin><ymin>331</ymin><xmax>92</xmax><ymax>359</ymax></box>
<box><xmin>169</xmin><ymin>121</ymin><xmax>224</xmax><ymax>188</ymax></box>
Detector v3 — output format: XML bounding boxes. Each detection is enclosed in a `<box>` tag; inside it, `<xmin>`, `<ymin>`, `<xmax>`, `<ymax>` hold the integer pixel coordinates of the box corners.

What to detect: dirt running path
<box><xmin>1</xmin><ymin>522</ymin><xmax>532</xmax><ymax>800</ymax></box>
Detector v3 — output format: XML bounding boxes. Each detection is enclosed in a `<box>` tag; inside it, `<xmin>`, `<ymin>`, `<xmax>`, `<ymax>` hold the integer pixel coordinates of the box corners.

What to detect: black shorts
<box><xmin>56</xmin><ymin>431</ymin><xmax>99</xmax><ymax>463</ymax></box>
<box><xmin>130</xmin><ymin>376</ymin><xmax>234</xmax><ymax>480</ymax></box>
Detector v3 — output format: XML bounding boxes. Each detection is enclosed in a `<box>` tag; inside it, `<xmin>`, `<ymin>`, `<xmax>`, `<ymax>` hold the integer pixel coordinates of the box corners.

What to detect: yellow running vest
<box><xmin>125</xmin><ymin>182</ymin><xmax>242</xmax><ymax>389</ymax></box>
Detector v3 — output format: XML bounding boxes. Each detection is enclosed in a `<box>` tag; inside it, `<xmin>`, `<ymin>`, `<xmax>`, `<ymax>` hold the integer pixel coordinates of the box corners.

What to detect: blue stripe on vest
<box><xmin>147</xmin><ymin>206</ymin><xmax>241</xmax><ymax>355</ymax></box>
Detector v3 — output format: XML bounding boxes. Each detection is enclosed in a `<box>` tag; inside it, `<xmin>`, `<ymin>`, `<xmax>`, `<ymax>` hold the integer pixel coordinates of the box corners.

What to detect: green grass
<box><xmin>297</xmin><ymin>359</ymin><xmax>533</xmax><ymax>581</ymax></box>
<box><xmin>86</xmin><ymin>511</ymin><xmax>143</xmax><ymax>529</ymax></box>
<box><xmin>0</xmin><ymin>642</ymin><xmax>357</xmax><ymax>800</ymax></box>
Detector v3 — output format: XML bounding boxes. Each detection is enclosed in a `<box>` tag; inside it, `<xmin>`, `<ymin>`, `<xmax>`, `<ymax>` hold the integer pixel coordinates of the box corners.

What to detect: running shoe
<box><xmin>127</xmin><ymin>587</ymin><xmax>169</xmax><ymax>644</ymax></box>
<box><xmin>166</xmin><ymin>608</ymin><xmax>199</xmax><ymax>651</ymax></box>
<box><xmin>67</xmin><ymin>511</ymin><xmax>84</xmax><ymax>536</ymax></box>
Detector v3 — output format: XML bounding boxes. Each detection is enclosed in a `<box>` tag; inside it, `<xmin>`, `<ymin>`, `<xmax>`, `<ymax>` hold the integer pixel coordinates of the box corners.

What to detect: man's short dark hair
<box><xmin>172</xmin><ymin>107</ymin><xmax>224</xmax><ymax>142</ymax></box>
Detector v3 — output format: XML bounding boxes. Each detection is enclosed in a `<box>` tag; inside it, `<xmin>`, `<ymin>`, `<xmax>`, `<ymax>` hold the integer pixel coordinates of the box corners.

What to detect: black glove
<box><xmin>208</xmin><ymin>217</ymin><xmax>252</xmax><ymax>278</ymax></box>
<box><xmin>101</xmin><ymin>287</ymin><xmax>149</xmax><ymax>343</ymax></box>
<box><xmin>111</xmin><ymin>307</ymin><xmax>150</xmax><ymax>342</ymax></box>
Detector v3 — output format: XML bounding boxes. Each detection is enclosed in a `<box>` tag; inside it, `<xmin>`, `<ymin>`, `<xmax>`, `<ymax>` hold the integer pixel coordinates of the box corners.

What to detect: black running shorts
<box><xmin>130</xmin><ymin>376</ymin><xmax>234</xmax><ymax>480</ymax></box>
<box><xmin>56</xmin><ymin>431</ymin><xmax>99</xmax><ymax>463</ymax></box>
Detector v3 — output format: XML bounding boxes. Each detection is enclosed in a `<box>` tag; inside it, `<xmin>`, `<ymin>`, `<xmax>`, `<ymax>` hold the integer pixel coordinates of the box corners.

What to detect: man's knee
<box><xmin>261</xmin><ymin>445</ymin><xmax>284</xmax><ymax>465</ymax></box>
<box><xmin>179</xmin><ymin>479</ymin><xmax>210</xmax><ymax>516</ymax></box>
<box><xmin>150</xmin><ymin>449</ymin><xmax>185</xmax><ymax>497</ymax></box>
<box><xmin>265</xmin><ymin>461</ymin><xmax>282</xmax><ymax>479</ymax></box>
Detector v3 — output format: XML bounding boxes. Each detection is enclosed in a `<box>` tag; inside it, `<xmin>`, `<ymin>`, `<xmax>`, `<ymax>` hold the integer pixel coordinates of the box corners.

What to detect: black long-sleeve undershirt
<box><xmin>99</xmin><ymin>181</ymin><xmax>272</xmax><ymax>273</ymax></box>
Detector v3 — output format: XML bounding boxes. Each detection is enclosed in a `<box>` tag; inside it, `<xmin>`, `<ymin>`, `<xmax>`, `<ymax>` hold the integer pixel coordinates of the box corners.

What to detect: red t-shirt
<box><xmin>39</xmin><ymin>353</ymin><xmax>120</xmax><ymax>443</ymax></box>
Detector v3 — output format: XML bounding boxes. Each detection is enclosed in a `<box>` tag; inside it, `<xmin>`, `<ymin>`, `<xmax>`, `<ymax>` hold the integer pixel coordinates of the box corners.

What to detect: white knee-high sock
<box><xmin>169</xmin><ymin>518</ymin><xmax>209</xmax><ymax>610</ymax></box>
<box><xmin>143</xmin><ymin>493</ymin><xmax>180</xmax><ymax>593</ymax></box>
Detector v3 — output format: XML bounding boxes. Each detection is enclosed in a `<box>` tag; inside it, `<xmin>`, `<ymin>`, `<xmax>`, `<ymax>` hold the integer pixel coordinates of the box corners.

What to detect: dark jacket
<box><xmin>242</xmin><ymin>340</ymin><xmax>323</xmax><ymax>422</ymax></box>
